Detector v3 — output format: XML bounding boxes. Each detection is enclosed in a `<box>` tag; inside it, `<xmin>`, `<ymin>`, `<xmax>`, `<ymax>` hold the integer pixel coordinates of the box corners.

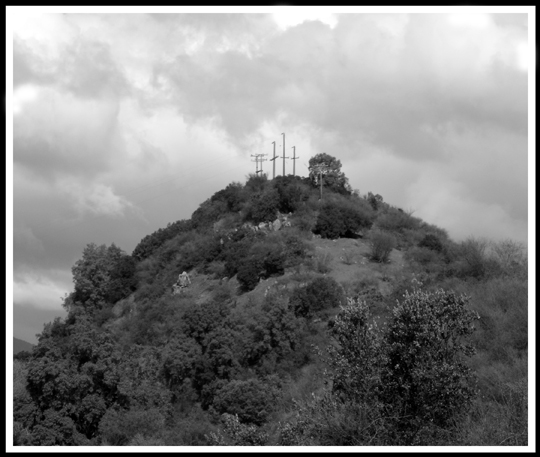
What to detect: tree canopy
<box><xmin>308</xmin><ymin>153</ymin><xmax>351</xmax><ymax>195</ymax></box>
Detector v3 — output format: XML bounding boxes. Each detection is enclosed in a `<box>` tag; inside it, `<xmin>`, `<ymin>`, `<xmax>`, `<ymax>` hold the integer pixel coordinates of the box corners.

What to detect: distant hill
<box><xmin>14</xmin><ymin>337</ymin><xmax>34</xmax><ymax>355</ymax></box>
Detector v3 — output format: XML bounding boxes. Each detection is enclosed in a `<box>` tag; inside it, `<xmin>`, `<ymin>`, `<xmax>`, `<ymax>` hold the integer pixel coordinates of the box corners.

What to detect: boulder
<box><xmin>272</xmin><ymin>218</ymin><xmax>282</xmax><ymax>231</ymax></box>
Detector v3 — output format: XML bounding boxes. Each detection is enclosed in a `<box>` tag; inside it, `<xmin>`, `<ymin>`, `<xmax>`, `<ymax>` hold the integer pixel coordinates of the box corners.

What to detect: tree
<box><xmin>367</xmin><ymin>192</ymin><xmax>384</xmax><ymax>211</ymax></box>
<box><xmin>212</xmin><ymin>379</ymin><xmax>279</xmax><ymax>425</ymax></box>
<box><xmin>308</xmin><ymin>153</ymin><xmax>351</xmax><ymax>196</ymax></box>
<box><xmin>68</xmin><ymin>243</ymin><xmax>136</xmax><ymax>313</ymax></box>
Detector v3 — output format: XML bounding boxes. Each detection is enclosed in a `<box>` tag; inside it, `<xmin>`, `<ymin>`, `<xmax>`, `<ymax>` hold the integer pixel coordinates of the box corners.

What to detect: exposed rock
<box><xmin>272</xmin><ymin>218</ymin><xmax>282</xmax><ymax>231</ymax></box>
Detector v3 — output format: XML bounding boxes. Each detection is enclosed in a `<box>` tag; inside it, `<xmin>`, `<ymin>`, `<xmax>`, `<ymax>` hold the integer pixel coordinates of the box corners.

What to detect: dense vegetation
<box><xmin>13</xmin><ymin>154</ymin><xmax>528</xmax><ymax>446</ymax></box>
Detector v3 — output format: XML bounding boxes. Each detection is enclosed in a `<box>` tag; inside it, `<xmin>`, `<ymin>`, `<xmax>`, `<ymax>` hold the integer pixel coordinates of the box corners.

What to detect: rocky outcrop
<box><xmin>172</xmin><ymin>271</ymin><xmax>191</xmax><ymax>295</ymax></box>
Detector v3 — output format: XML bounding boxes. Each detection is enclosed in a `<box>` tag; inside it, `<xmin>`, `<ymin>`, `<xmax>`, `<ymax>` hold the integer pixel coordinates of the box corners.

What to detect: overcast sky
<box><xmin>8</xmin><ymin>7</ymin><xmax>533</xmax><ymax>344</ymax></box>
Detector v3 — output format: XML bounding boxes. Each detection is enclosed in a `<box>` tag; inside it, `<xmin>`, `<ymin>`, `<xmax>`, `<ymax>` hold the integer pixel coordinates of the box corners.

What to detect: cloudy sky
<box><xmin>8</xmin><ymin>7</ymin><xmax>533</xmax><ymax>344</ymax></box>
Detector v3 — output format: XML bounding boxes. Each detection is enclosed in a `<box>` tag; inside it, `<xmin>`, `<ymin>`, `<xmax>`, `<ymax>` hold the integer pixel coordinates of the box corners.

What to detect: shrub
<box><xmin>375</xmin><ymin>208</ymin><xmax>422</xmax><ymax>233</ymax></box>
<box><xmin>382</xmin><ymin>288</ymin><xmax>480</xmax><ymax>443</ymax></box>
<box><xmin>212</xmin><ymin>379</ymin><xmax>278</xmax><ymax>426</ymax></box>
<box><xmin>404</xmin><ymin>246</ymin><xmax>445</xmax><ymax>275</ymax></box>
<box><xmin>366</xmin><ymin>191</ymin><xmax>384</xmax><ymax>211</ymax></box>
<box><xmin>237</xmin><ymin>257</ymin><xmax>263</xmax><ymax>292</ymax></box>
<box><xmin>281</xmin><ymin>232</ymin><xmax>309</xmax><ymax>267</ymax></box>
<box><xmin>314</xmin><ymin>200</ymin><xmax>373</xmax><ymax>239</ymax></box>
<box><xmin>368</xmin><ymin>230</ymin><xmax>396</xmax><ymax>262</ymax></box>
<box><xmin>312</xmin><ymin>251</ymin><xmax>333</xmax><ymax>274</ymax></box>
<box><xmin>244</xmin><ymin>187</ymin><xmax>280</xmax><ymax>224</ymax></box>
<box><xmin>210</xmin><ymin>182</ymin><xmax>246</xmax><ymax>213</ymax></box>
<box><xmin>98</xmin><ymin>407</ymin><xmax>167</xmax><ymax>446</ymax></box>
<box><xmin>327</xmin><ymin>297</ymin><xmax>386</xmax><ymax>404</ymax></box>
<box><xmin>245</xmin><ymin>173</ymin><xmax>268</xmax><ymax>193</ymax></box>
<box><xmin>236</xmin><ymin>240</ymin><xmax>286</xmax><ymax>292</ymax></box>
<box><xmin>456</xmin><ymin>236</ymin><xmax>490</xmax><ymax>279</ymax></box>
<box><xmin>418</xmin><ymin>233</ymin><xmax>444</xmax><ymax>252</ymax></box>
<box><xmin>273</xmin><ymin>175</ymin><xmax>310</xmax><ymax>213</ymax></box>
<box><xmin>132</xmin><ymin>219</ymin><xmax>193</xmax><ymax>261</ymax></box>
<box><xmin>207</xmin><ymin>413</ymin><xmax>269</xmax><ymax>445</ymax></box>
<box><xmin>291</xmin><ymin>276</ymin><xmax>346</xmax><ymax>318</ymax></box>
<box><xmin>488</xmin><ymin>239</ymin><xmax>527</xmax><ymax>279</ymax></box>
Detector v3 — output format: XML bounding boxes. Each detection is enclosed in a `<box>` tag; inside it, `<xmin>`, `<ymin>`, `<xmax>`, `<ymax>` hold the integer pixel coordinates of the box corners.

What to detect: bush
<box><xmin>132</xmin><ymin>219</ymin><xmax>193</xmax><ymax>261</ymax></box>
<box><xmin>291</xmin><ymin>276</ymin><xmax>346</xmax><ymax>318</ymax></box>
<box><xmin>273</xmin><ymin>175</ymin><xmax>310</xmax><ymax>213</ymax></box>
<box><xmin>382</xmin><ymin>288</ymin><xmax>479</xmax><ymax>443</ymax></box>
<box><xmin>237</xmin><ymin>257</ymin><xmax>263</xmax><ymax>292</ymax></box>
<box><xmin>375</xmin><ymin>208</ymin><xmax>422</xmax><ymax>233</ymax></box>
<box><xmin>244</xmin><ymin>187</ymin><xmax>280</xmax><ymax>224</ymax></box>
<box><xmin>368</xmin><ymin>230</ymin><xmax>396</xmax><ymax>262</ymax></box>
<box><xmin>207</xmin><ymin>413</ymin><xmax>269</xmax><ymax>445</ymax></box>
<box><xmin>236</xmin><ymin>240</ymin><xmax>286</xmax><ymax>292</ymax></box>
<box><xmin>212</xmin><ymin>379</ymin><xmax>278</xmax><ymax>426</ymax></box>
<box><xmin>455</xmin><ymin>237</ymin><xmax>490</xmax><ymax>279</ymax></box>
<box><xmin>314</xmin><ymin>200</ymin><xmax>373</xmax><ymax>239</ymax></box>
<box><xmin>98</xmin><ymin>407</ymin><xmax>167</xmax><ymax>446</ymax></box>
<box><xmin>418</xmin><ymin>233</ymin><xmax>444</xmax><ymax>252</ymax></box>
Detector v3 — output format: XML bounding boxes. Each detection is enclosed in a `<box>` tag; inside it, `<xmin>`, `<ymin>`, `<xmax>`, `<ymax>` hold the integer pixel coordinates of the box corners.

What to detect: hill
<box><xmin>13</xmin><ymin>156</ymin><xmax>528</xmax><ymax>447</ymax></box>
<box><xmin>13</xmin><ymin>337</ymin><xmax>33</xmax><ymax>355</ymax></box>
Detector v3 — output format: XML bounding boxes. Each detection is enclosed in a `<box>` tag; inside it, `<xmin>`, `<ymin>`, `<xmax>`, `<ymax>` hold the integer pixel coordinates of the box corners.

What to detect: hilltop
<box><xmin>13</xmin><ymin>154</ymin><xmax>528</xmax><ymax>447</ymax></box>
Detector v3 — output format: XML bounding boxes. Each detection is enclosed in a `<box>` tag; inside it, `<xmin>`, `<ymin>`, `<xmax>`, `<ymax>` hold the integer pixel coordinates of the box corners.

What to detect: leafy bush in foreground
<box><xmin>280</xmin><ymin>287</ymin><xmax>480</xmax><ymax>445</ymax></box>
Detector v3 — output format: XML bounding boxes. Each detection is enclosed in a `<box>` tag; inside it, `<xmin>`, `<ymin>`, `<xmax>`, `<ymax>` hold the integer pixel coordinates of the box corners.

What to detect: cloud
<box><xmin>57</xmin><ymin>180</ymin><xmax>135</xmax><ymax>218</ymax></box>
<box><xmin>13</xmin><ymin>270</ymin><xmax>72</xmax><ymax>311</ymax></box>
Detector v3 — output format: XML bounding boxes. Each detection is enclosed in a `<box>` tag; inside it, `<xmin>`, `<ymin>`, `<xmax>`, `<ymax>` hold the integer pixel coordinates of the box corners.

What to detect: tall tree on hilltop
<box><xmin>308</xmin><ymin>153</ymin><xmax>351</xmax><ymax>196</ymax></box>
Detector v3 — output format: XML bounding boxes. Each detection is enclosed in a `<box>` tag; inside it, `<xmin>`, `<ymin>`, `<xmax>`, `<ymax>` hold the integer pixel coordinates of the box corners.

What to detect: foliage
<box><xmin>375</xmin><ymin>208</ymin><xmax>422</xmax><ymax>234</ymax></box>
<box><xmin>273</xmin><ymin>175</ymin><xmax>311</xmax><ymax>213</ymax></box>
<box><xmin>212</xmin><ymin>378</ymin><xmax>279</xmax><ymax>425</ymax></box>
<box><xmin>132</xmin><ymin>219</ymin><xmax>193</xmax><ymax>261</ymax></box>
<box><xmin>210</xmin><ymin>182</ymin><xmax>246</xmax><ymax>213</ymax></box>
<box><xmin>327</xmin><ymin>298</ymin><xmax>386</xmax><ymax>404</ymax></box>
<box><xmin>23</xmin><ymin>313</ymin><xmax>172</xmax><ymax>445</ymax></box>
<box><xmin>291</xmin><ymin>276</ymin><xmax>346</xmax><ymax>318</ymax></box>
<box><xmin>456</xmin><ymin>236</ymin><xmax>491</xmax><ymax>279</ymax></box>
<box><xmin>244</xmin><ymin>173</ymin><xmax>268</xmax><ymax>194</ymax></box>
<box><xmin>418</xmin><ymin>233</ymin><xmax>444</xmax><ymax>252</ymax></box>
<box><xmin>308</xmin><ymin>153</ymin><xmax>351</xmax><ymax>195</ymax></box>
<box><xmin>278</xmin><ymin>393</ymin><xmax>386</xmax><ymax>446</ymax></box>
<box><xmin>382</xmin><ymin>288</ymin><xmax>480</xmax><ymax>443</ymax></box>
<box><xmin>162</xmin><ymin>335</ymin><xmax>202</xmax><ymax>390</ymax></box>
<box><xmin>366</xmin><ymin>191</ymin><xmax>384</xmax><ymax>211</ymax></box>
<box><xmin>98</xmin><ymin>407</ymin><xmax>166</xmax><ymax>445</ymax></box>
<box><xmin>207</xmin><ymin>413</ymin><xmax>269</xmax><ymax>446</ymax></box>
<box><xmin>314</xmin><ymin>198</ymin><xmax>373</xmax><ymax>239</ymax></box>
<box><xmin>312</xmin><ymin>251</ymin><xmax>333</xmax><ymax>274</ymax></box>
<box><xmin>237</xmin><ymin>239</ymin><xmax>287</xmax><ymax>292</ymax></box>
<box><xmin>368</xmin><ymin>230</ymin><xmax>396</xmax><ymax>262</ymax></box>
<box><xmin>67</xmin><ymin>243</ymin><xmax>137</xmax><ymax>313</ymax></box>
<box><xmin>244</xmin><ymin>187</ymin><xmax>280</xmax><ymax>224</ymax></box>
